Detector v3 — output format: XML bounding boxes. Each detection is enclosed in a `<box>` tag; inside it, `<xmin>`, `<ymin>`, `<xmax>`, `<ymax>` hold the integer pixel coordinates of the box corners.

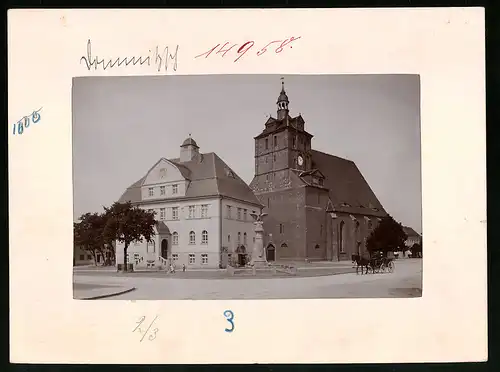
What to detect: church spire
<box><xmin>277</xmin><ymin>77</ymin><xmax>289</xmax><ymax>121</ymax></box>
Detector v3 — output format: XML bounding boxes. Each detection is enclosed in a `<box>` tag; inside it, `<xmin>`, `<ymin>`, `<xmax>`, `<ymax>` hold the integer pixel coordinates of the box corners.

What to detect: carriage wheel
<box><xmin>388</xmin><ymin>261</ymin><xmax>395</xmax><ymax>273</ymax></box>
<box><xmin>380</xmin><ymin>263</ymin><xmax>386</xmax><ymax>273</ymax></box>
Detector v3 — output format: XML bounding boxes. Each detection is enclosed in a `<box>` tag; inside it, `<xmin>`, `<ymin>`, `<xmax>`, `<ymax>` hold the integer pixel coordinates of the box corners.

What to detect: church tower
<box><xmin>276</xmin><ymin>79</ymin><xmax>289</xmax><ymax>121</ymax></box>
<box><xmin>251</xmin><ymin>79</ymin><xmax>314</xmax><ymax>194</ymax></box>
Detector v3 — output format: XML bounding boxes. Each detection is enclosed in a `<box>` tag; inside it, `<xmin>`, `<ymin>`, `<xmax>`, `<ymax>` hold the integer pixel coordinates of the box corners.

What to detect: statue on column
<box><xmin>249</xmin><ymin>212</ymin><xmax>268</xmax><ymax>267</ymax></box>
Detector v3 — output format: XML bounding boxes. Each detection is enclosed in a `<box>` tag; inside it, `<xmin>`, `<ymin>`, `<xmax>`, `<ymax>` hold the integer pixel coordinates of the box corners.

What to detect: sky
<box><xmin>72</xmin><ymin>74</ymin><xmax>422</xmax><ymax>233</ymax></box>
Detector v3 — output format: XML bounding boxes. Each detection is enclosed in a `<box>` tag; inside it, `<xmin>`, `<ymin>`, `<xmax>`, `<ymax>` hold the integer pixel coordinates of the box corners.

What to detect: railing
<box><xmin>158</xmin><ymin>256</ymin><xmax>168</xmax><ymax>267</ymax></box>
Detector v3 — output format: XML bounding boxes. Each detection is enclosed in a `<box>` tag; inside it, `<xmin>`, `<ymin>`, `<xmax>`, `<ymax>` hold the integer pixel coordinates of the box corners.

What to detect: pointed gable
<box><xmin>117</xmin><ymin>152</ymin><xmax>262</xmax><ymax>207</ymax></box>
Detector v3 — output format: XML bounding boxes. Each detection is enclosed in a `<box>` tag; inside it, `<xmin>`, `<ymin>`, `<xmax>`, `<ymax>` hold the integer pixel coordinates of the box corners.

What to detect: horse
<box><xmin>352</xmin><ymin>254</ymin><xmax>370</xmax><ymax>275</ymax></box>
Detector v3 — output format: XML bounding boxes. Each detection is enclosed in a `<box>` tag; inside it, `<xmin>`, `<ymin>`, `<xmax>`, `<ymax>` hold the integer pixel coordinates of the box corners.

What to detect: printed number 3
<box><xmin>224</xmin><ymin>310</ymin><xmax>234</xmax><ymax>333</ymax></box>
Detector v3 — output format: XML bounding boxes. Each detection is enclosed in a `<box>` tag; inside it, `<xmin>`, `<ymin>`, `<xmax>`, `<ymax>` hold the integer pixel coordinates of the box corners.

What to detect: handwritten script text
<box><xmin>80</xmin><ymin>40</ymin><xmax>179</xmax><ymax>73</ymax></box>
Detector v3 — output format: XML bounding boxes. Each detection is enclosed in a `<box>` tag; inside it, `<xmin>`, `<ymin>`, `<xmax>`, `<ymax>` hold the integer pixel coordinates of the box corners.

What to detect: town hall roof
<box><xmin>303</xmin><ymin>150</ymin><xmax>388</xmax><ymax>217</ymax></box>
<box><xmin>118</xmin><ymin>152</ymin><xmax>263</xmax><ymax>207</ymax></box>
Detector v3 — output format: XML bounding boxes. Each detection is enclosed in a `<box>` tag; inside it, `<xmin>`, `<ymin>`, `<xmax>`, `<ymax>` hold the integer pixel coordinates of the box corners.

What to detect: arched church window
<box><xmin>243</xmin><ymin>232</ymin><xmax>247</xmax><ymax>245</ymax></box>
<box><xmin>339</xmin><ymin>221</ymin><xmax>345</xmax><ymax>253</ymax></box>
<box><xmin>237</xmin><ymin>232</ymin><xmax>241</xmax><ymax>245</ymax></box>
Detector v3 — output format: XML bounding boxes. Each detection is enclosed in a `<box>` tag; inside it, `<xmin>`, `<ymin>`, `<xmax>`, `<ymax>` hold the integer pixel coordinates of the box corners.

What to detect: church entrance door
<box><xmin>161</xmin><ymin>239</ymin><xmax>168</xmax><ymax>259</ymax></box>
<box><xmin>266</xmin><ymin>244</ymin><xmax>276</xmax><ymax>262</ymax></box>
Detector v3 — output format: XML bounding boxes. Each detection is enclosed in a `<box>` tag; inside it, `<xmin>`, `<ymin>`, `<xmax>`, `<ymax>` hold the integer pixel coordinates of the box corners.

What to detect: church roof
<box><xmin>118</xmin><ymin>152</ymin><xmax>263</xmax><ymax>207</ymax></box>
<box><xmin>305</xmin><ymin>150</ymin><xmax>387</xmax><ymax>217</ymax></box>
<box><xmin>181</xmin><ymin>137</ymin><xmax>199</xmax><ymax>148</ymax></box>
<box><xmin>402</xmin><ymin>226</ymin><xmax>420</xmax><ymax>237</ymax></box>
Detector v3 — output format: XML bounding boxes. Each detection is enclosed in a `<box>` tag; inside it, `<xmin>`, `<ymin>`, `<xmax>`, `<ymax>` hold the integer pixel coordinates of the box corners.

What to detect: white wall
<box><xmin>116</xmin><ymin>197</ymin><xmax>222</xmax><ymax>269</ymax></box>
<box><xmin>221</xmin><ymin>198</ymin><xmax>262</xmax><ymax>261</ymax></box>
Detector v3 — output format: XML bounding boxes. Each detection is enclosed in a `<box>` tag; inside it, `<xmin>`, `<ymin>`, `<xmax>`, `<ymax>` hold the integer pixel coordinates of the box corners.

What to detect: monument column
<box><xmin>250</xmin><ymin>212</ymin><xmax>268</xmax><ymax>267</ymax></box>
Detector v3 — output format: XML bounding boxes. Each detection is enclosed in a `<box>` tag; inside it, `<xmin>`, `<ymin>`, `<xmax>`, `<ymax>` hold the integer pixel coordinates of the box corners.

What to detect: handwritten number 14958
<box><xmin>195</xmin><ymin>37</ymin><xmax>301</xmax><ymax>63</ymax></box>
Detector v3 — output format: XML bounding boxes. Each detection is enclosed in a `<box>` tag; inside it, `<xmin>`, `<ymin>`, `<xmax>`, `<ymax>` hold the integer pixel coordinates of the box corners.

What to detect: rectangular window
<box><xmin>226</xmin><ymin>205</ymin><xmax>232</xmax><ymax>219</ymax></box>
<box><xmin>172</xmin><ymin>254</ymin><xmax>178</xmax><ymax>261</ymax></box>
<box><xmin>237</xmin><ymin>232</ymin><xmax>241</xmax><ymax>245</ymax></box>
<box><xmin>267</xmin><ymin>198</ymin><xmax>270</xmax><ymax>208</ymax></box>
<box><xmin>265</xmin><ymin>138</ymin><xmax>269</xmax><ymax>149</ymax></box>
<box><xmin>172</xmin><ymin>184</ymin><xmax>178</xmax><ymax>194</ymax></box>
<box><xmin>134</xmin><ymin>253</ymin><xmax>140</xmax><ymax>260</ymax></box>
<box><xmin>189</xmin><ymin>254</ymin><xmax>195</xmax><ymax>264</ymax></box>
<box><xmin>201</xmin><ymin>254</ymin><xmax>208</xmax><ymax>264</ymax></box>
<box><xmin>79</xmin><ymin>254</ymin><xmax>84</xmax><ymax>260</ymax></box>
<box><xmin>237</xmin><ymin>208</ymin><xmax>242</xmax><ymax>220</ymax></box>
<box><xmin>273</xmin><ymin>154</ymin><xmax>276</xmax><ymax>162</ymax></box>
<box><xmin>201</xmin><ymin>204</ymin><xmax>208</xmax><ymax>218</ymax></box>
<box><xmin>228</xmin><ymin>234</ymin><xmax>231</xmax><ymax>243</ymax></box>
<box><xmin>243</xmin><ymin>209</ymin><xmax>247</xmax><ymax>220</ymax></box>
<box><xmin>202</xmin><ymin>231</ymin><xmax>208</xmax><ymax>244</ymax></box>
<box><xmin>274</xmin><ymin>135</ymin><xmax>277</xmax><ymax>147</ymax></box>
<box><xmin>293</xmin><ymin>137</ymin><xmax>296</xmax><ymax>148</ymax></box>
<box><xmin>172</xmin><ymin>233</ymin><xmax>178</xmax><ymax>245</ymax></box>
<box><xmin>87</xmin><ymin>254</ymin><xmax>92</xmax><ymax>260</ymax></box>
<box><xmin>172</xmin><ymin>207</ymin><xmax>179</xmax><ymax>220</ymax></box>
<box><xmin>188</xmin><ymin>205</ymin><xmax>195</xmax><ymax>219</ymax></box>
<box><xmin>160</xmin><ymin>208</ymin><xmax>165</xmax><ymax>220</ymax></box>
<box><xmin>280</xmin><ymin>224</ymin><xmax>284</xmax><ymax>234</ymax></box>
<box><xmin>160</xmin><ymin>186</ymin><xmax>166</xmax><ymax>195</ymax></box>
<box><xmin>148</xmin><ymin>187</ymin><xmax>154</xmax><ymax>197</ymax></box>
<box><xmin>243</xmin><ymin>233</ymin><xmax>247</xmax><ymax>245</ymax></box>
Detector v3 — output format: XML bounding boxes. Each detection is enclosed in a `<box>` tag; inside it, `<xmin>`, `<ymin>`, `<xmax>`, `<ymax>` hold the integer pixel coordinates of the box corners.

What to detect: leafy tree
<box><xmin>103</xmin><ymin>201</ymin><xmax>156</xmax><ymax>272</ymax></box>
<box><xmin>366</xmin><ymin>216</ymin><xmax>408</xmax><ymax>256</ymax></box>
<box><xmin>74</xmin><ymin>212</ymin><xmax>107</xmax><ymax>265</ymax></box>
<box><xmin>411</xmin><ymin>242</ymin><xmax>422</xmax><ymax>258</ymax></box>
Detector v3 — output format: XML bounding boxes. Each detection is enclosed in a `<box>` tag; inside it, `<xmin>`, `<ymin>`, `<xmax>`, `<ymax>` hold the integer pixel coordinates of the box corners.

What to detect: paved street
<box><xmin>73</xmin><ymin>259</ymin><xmax>422</xmax><ymax>300</ymax></box>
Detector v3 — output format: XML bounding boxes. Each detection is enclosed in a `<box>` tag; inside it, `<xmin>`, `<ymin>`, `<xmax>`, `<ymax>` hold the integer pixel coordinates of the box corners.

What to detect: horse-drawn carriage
<box><xmin>352</xmin><ymin>251</ymin><xmax>395</xmax><ymax>274</ymax></box>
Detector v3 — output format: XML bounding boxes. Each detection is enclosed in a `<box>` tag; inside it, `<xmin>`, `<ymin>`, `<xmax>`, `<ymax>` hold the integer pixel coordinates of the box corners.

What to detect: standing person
<box><xmin>182</xmin><ymin>264</ymin><xmax>186</xmax><ymax>272</ymax></box>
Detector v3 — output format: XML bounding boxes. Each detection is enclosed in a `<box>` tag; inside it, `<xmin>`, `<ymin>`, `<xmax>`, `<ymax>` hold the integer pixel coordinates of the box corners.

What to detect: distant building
<box><xmin>74</xmin><ymin>245</ymin><xmax>93</xmax><ymax>266</ymax></box>
<box><xmin>116</xmin><ymin>136</ymin><xmax>263</xmax><ymax>269</ymax></box>
<box><xmin>73</xmin><ymin>243</ymin><xmax>115</xmax><ymax>266</ymax></box>
<box><xmin>403</xmin><ymin>226</ymin><xmax>421</xmax><ymax>248</ymax></box>
<box><xmin>250</xmin><ymin>80</ymin><xmax>388</xmax><ymax>262</ymax></box>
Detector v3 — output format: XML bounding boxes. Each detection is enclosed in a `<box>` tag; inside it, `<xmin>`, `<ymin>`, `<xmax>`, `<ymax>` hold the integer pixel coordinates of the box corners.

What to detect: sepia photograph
<box><xmin>72</xmin><ymin>74</ymin><xmax>422</xmax><ymax>300</ymax></box>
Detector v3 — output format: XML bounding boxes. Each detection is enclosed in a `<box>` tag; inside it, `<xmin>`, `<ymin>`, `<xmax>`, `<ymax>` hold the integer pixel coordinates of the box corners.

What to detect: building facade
<box><xmin>116</xmin><ymin>137</ymin><xmax>263</xmax><ymax>269</ymax></box>
<box><xmin>249</xmin><ymin>80</ymin><xmax>388</xmax><ymax>262</ymax></box>
<box><xmin>403</xmin><ymin>226</ymin><xmax>421</xmax><ymax>248</ymax></box>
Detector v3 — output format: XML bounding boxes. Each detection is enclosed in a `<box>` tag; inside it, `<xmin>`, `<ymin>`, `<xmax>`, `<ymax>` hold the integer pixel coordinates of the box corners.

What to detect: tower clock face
<box><xmin>297</xmin><ymin>155</ymin><xmax>304</xmax><ymax>166</ymax></box>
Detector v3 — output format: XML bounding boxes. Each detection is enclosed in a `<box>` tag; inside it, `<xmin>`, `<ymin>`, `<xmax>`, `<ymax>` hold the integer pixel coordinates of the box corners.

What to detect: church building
<box><xmin>116</xmin><ymin>136</ymin><xmax>263</xmax><ymax>269</ymax></box>
<box><xmin>249</xmin><ymin>80</ymin><xmax>388</xmax><ymax>262</ymax></box>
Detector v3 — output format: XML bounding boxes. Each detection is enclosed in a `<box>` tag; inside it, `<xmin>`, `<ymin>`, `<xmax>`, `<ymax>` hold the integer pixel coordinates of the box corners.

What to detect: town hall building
<box><xmin>116</xmin><ymin>137</ymin><xmax>263</xmax><ymax>269</ymax></box>
<box><xmin>249</xmin><ymin>80</ymin><xmax>388</xmax><ymax>262</ymax></box>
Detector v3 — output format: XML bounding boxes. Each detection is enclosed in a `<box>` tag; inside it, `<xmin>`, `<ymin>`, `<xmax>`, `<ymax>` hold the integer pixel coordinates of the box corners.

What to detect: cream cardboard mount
<box><xmin>8</xmin><ymin>8</ymin><xmax>486</xmax><ymax>364</ymax></box>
